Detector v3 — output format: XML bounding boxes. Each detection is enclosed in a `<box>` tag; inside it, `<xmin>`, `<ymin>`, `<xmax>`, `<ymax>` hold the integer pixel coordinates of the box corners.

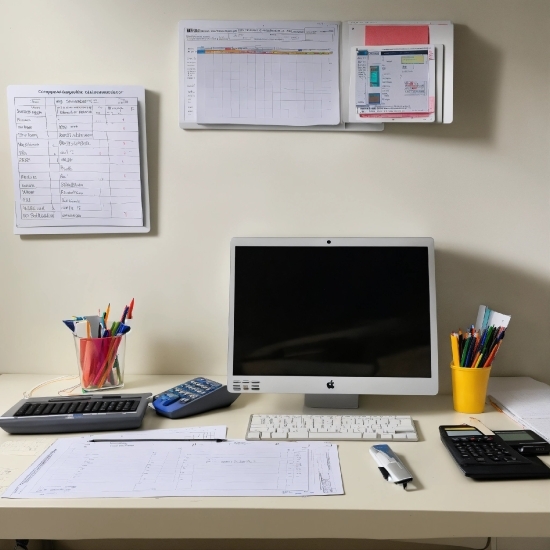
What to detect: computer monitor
<box><xmin>227</xmin><ymin>237</ymin><xmax>438</xmax><ymax>408</ymax></box>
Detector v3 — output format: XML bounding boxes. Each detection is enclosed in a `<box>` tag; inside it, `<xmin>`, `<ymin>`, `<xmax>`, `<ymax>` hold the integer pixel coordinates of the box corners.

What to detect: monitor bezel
<box><xmin>227</xmin><ymin>237</ymin><xmax>438</xmax><ymax>396</ymax></box>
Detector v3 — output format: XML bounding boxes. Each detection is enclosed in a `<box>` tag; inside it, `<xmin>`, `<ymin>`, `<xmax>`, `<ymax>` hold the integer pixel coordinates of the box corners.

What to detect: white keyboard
<box><xmin>245</xmin><ymin>414</ymin><xmax>418</xmax><ymax>441</ymax></box>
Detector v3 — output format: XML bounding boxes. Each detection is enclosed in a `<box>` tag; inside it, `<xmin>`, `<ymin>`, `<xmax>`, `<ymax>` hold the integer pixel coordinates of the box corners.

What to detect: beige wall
<box><xmin>1</xmin><ymin>0</ymin><xmax>549</xmax><ymax>393</ymax></box>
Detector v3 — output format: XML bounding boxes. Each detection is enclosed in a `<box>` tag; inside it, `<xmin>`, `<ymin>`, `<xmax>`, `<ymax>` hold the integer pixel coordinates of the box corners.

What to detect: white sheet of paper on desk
<box><xmin>2</xmin><ymin>439</ymin><xmax>343</xmax><ymax>499</ymax></box>
<box><xmin>488</xmin><ymin>377</ymin><xmax>550</xmax><ymax>441</ymax></box>
<box><xmin>0</xmin><ymin>438</ymin><xmax>56</xmax><ymax>456</ymax></box>
<box><xmin>88</xmin><ymin>426</ymin><xmax>227</xmax><ymax>441</ymax></box>
<box><xmin>183</xmin><ymin>20</ymin><xmax>340</xmax><ymax>126</ymax></box>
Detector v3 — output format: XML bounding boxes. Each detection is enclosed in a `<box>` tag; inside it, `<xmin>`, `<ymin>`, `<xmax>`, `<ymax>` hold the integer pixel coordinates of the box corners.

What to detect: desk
<box><xmin>0</xmin><ymin>374</ymin><xmax>549</xmax><ymax>542</ymax></box>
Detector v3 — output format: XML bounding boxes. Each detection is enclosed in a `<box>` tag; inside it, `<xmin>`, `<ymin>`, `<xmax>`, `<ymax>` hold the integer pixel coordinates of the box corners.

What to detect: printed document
<box><xmin>350</xmin><ymin>45</ymin><xmax>435</xmax><ymax>121</ymax></box>
<box><xmin>180</xmin><ymin>21</ymin><xmax>340</xmax><ymax>126</ymax></box>
<box><xmin>7</xmin><ymin>85</ymin><xmax>146</xmax><ymax>232</ymax></box>
<box><xmin>2</xmin><ymin>439</ymin><xmax>343</xmax><ymax>498</ymax></box>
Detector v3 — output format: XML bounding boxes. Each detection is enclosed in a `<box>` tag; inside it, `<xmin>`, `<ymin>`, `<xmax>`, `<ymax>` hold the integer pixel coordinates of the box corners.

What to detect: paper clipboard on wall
<box><xmin>342</xmin><ymin>21</ymin><xmax>454</xmax><ymax>124</ymax></box>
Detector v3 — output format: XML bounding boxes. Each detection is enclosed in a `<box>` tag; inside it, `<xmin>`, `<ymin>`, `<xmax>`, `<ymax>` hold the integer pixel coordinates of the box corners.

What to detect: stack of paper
<box><xmin>488</xmin><ymin>377</ymin><xmax>550</xmax><ymax>441</ymax></box>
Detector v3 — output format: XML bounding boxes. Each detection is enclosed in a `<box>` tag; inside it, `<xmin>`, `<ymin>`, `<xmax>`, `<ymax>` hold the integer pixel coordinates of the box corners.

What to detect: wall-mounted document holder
<box><xmin>178</xmin><ymin>20</ymin><xmax>453</xmax><ymax>132</ymax></box>
<box><xmin>343</xmin><ymin>21</ymin><xmax>454</xmax><ymax>125</ymax></box>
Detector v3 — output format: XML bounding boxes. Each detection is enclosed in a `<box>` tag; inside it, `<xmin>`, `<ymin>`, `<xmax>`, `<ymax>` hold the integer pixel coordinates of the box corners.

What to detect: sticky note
<box><xmin>365</xmin><ymin>25</ymin><xmax>429</xmax><ymax>46</ymax></box>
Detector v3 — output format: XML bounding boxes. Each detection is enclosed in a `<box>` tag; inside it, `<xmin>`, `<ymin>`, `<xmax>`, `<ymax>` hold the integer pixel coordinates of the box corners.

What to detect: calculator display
<box><xmin>444</xmin><ymin>429</ymin><xmax>483</xmax><ymax>437</ymax></box>
<box><xmin>497</xmin><ymin>431</ymin><xmax>535</xmax><ymax>442</ymax></box>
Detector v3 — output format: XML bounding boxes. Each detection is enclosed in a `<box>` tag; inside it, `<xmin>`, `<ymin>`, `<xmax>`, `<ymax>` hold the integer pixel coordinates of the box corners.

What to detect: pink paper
<box><xmin>365</xmin><ymin>25</ymin><xmax>429</xmax><ymax>46</ymax></box>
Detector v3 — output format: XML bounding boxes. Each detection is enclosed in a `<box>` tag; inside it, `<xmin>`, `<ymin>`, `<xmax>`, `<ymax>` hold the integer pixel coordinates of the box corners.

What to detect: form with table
<box><xmin>1</xmin><ymin>373</ymin><xmax>550</xmax><ymax>543</ymax></box>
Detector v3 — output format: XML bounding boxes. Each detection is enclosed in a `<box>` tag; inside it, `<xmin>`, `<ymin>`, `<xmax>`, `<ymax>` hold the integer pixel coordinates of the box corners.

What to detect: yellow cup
<box><xmin>450</xmin><ymin>363</ymin><xmax>492</xmax><ymax>413</ymax></box>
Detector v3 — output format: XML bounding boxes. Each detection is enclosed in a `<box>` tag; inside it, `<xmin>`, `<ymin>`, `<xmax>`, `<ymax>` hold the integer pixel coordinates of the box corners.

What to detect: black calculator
<box><xmin>439</xmin><ymin>425</ymin><xmax>550</xmax><ymax>480</ymax></box>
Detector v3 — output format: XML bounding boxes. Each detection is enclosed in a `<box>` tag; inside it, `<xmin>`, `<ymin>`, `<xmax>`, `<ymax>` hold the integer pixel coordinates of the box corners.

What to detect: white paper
<box><xmin>8</xmin><ymin>85</ymin><xmax>146</xmax><ymax>231</ymax></box>
<box><xmin>88</xmin><ymin>426</ymin><xmax>227</xmax><ymax>441</ymax></box>
<box><xmin>181</xmin><ymin>21</ymin><xmax>340</xmax><ymax>126</ymax></box>
<box><xmin>488</xmin><ymin>377</ymin><xmax>550</xmax><ymax>441</ymax></box>
<box><xmin>0</xmin><ymin>438</ymin><xmax>56</xmax><ymax>456</ymax></box>
<box><xmin>486</xmin><ymin>310</ymin><xmax>511</xmax><ymax>329</ymax></box>
<box><xmin>3</xmin><ymin>438</ymin><xmax>343</xmax><ymax>499</ymax></box>
<box><xmin>350</xmin><ymin>45</ymin><xmax>435</xmax><ymax>122</ymax></box>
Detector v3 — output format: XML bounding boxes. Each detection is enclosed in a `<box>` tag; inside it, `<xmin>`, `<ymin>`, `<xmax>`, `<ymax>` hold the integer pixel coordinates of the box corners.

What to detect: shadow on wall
<box><xmin>384</xmin><ymin>24</ymin><xmax>503</xmax><ymax>142</ymax></box>
<box><xmin>436</xmin><ymin>248</ymin><xmax>550</xmax><ymax>393</ymax></box>
<box><xmin>140</xmin><ymin>248</ymin><xmax>550</xmax><ymax>393</ymax></box>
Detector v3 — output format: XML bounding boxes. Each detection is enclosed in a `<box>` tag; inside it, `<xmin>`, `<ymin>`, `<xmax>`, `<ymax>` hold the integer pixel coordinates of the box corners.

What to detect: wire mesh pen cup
<box><xmin>73</xmin><ymin>332</ymin><xmax>128</xmax><ymax>392</ymax></box>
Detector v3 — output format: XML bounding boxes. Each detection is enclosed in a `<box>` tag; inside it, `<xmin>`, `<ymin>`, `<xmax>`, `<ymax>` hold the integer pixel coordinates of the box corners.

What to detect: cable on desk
<box><xmin>476</xmin><ymin>537</ymin><xmax>491</xmax><ymax>550</ymax></box>
<box><xmin>23</xmin><ymin>375</ymin><xmax>80</xmax><ymax>399</ymax></box>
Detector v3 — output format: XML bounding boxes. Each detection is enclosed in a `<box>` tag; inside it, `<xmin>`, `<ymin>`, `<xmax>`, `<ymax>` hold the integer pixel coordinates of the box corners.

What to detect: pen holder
<box><xmin>73</xmin><ymin>333</ymin><xmax>127</xmax><ymax>392</ymax></box>
<box><xmin>451</xmin><ymin>363</ymin><xmax>492</xmax><ymax>414</ymax></box>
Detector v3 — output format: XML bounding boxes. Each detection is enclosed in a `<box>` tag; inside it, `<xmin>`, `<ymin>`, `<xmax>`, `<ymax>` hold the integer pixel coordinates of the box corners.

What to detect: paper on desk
<box><xmin>0</xmin><ymin>437</ymin><xmax>56</xmax><ymax>495</ymax></box>
<box><xmin>0</xmin><ymin>438</ymin><xmax>56</xmax><ymax>456</ymax></box>
<box><xmin>3</xmin><ymin>438</ymin><xmax>343</xmax><ymax>498</ymax></box>
<box><xmin>488</xmin><ymin>377</ymin><xmax>550</xmax><ymax>441</ymax></box>
<box><xmin>88</xmin><ymin>426</ymin><xmax>227</xmax><ymax>441</ymax></box>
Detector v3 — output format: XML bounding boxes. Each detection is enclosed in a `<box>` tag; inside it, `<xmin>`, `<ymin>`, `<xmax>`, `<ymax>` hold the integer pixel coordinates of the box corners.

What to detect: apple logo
<box><xmin>327</xmin><ymin>380</ymin><xmax>335</xmax><ymax>389</ymax></box>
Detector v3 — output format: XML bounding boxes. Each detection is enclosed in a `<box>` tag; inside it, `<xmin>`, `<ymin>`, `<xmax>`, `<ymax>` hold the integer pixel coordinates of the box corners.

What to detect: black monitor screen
<box><xmin>233</xmin><ymin>246</ymin><xmax>432</xmax><ymax>378</ymax></box>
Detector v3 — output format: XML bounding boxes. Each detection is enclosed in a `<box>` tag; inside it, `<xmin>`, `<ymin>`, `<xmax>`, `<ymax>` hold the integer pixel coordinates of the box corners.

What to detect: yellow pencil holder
<box><xmin>451</xmin><ymin>363</ymin><xmax>492</xmax><ymax>414</ymax></box>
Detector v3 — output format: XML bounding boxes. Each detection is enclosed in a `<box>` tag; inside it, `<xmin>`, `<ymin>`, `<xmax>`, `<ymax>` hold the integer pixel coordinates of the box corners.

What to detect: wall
<box><xmin>1</xmin><ymin>0</ymin><xmax>549</xmax><ymax>394</ymax></box>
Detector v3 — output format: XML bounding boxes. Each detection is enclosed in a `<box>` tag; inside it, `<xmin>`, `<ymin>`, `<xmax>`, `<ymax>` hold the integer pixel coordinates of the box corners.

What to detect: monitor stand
<box><xmin>304</xmin><ymin>394</ymin><xmax>359</xmax><ymax>409</ymax></box>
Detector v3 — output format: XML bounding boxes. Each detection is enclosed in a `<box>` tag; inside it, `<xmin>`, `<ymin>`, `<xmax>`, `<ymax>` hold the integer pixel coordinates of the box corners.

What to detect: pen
<box><xmin>89</xmin><ymin>438</ymin><xmax>224</xmax><ymax>443</ymax></box>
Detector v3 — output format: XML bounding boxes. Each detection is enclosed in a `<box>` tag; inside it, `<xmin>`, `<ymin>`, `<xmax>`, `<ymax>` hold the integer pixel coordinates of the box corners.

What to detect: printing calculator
<box><xmin>151</xmin><ymin>377</ymin><xmax>239</xmax><ymax>419</ymax></box>
<box><xmin>440</xmin><ymin>424</ymin><xmax>550</xmax><ymax>480</ymax></box>
<box><xmin>0</xmin><ymin>393</ymin><xmax>151</xmax><ymax>434</ymax></box>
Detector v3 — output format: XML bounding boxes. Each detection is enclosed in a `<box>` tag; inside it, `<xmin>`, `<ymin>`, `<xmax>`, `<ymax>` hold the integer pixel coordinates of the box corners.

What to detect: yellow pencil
<box><xmin>473</xmin><ymin>353</ymin><xmax>483</xmax><ymax>369</ymax></box>
<box><xmin>450</xmin><ymin>333</ymin><xmax>460</xmax><ymax>367</ymax></box>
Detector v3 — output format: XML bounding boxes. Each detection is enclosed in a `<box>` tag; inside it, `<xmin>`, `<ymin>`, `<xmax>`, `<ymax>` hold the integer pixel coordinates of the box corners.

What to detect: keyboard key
<box><xmin>288</xmin><ymin>430</ymin><xmax>309</xmax><ymax>439</ymax></box>
<box><xmin>309</xmin><ymin>432</ymin><xmax>361</xmax><ymax>439</ymax></box>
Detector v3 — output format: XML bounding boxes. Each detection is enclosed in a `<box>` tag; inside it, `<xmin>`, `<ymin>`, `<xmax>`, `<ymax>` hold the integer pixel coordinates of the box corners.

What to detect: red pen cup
<box><xmin>73</xmin><ymin>332</ymin><xmax>128</xmax><ymax>392</ymax></box>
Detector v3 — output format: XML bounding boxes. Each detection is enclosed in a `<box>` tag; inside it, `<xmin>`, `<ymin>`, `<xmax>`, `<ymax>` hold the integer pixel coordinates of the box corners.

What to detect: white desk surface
<box><xmin>0</xmin><ymin>373</ymin><xmax>549</xmax><ymax>541</ymax></box>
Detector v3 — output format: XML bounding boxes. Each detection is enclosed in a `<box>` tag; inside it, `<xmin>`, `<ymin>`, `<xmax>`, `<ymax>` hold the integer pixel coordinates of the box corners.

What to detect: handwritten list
<box><xmin>8</xmin><ymin>86</ymin><xmax>149</xmax><ymax>234</ymax></box>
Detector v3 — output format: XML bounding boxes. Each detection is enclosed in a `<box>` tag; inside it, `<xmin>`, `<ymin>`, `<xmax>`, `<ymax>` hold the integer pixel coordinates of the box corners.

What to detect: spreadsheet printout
<box><xmin>180</xmin><ymin>21</ymin><xmax>340</xmax><ymax>126</ymax></box>
<box><xmin>7</xmin><ymin>85</ymin><xmax>147</xmax><ymax>233</ymax></box>
<box><xmin>2</xmin><ymin>439</ymin><xmax>343</xmax><ymax>498</ymax></box>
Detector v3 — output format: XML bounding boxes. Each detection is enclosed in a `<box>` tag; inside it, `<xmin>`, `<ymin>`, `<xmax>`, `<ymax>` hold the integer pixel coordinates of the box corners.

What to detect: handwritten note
<box><xmin>7</xmin><ymin>85</ymin><xmax>149</xmax><ymax>234</ymax></box>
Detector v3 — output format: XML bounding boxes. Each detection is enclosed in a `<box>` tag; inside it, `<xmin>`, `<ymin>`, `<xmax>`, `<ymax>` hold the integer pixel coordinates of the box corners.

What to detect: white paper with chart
<box><xmin>180</xmin><ymin>21</ymin><xmax>340</xmax><ymax>126</ymax></box>
<box><xmin>349</xmin><ymin>45</ymin><xmax>435</xmax><ymax>122</ymax></box>
<box><xmin>2</xmin><ymin>438</ymin><xmax>343</xmax><ymax>498</ymax></box>
<box><xmin>7</xmin><ymin>85</ymin><xmax>149</xmax><ymax>234</ymax></box>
